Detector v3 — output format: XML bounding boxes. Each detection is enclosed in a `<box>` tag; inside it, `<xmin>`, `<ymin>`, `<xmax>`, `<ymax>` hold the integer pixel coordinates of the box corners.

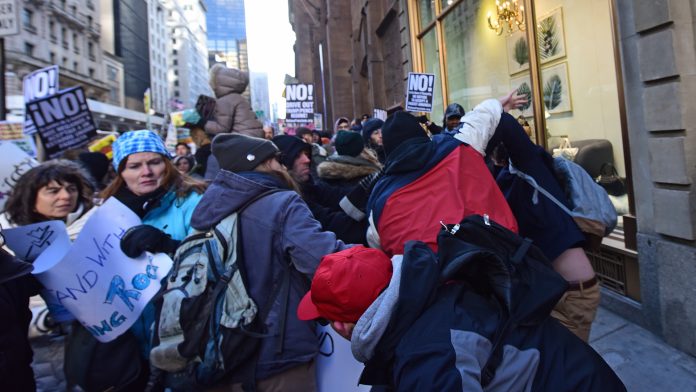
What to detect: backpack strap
<box><xmin>508</xmin><ymin>164</ymin><xmax>574</xmax><ymax>217</ymax></box>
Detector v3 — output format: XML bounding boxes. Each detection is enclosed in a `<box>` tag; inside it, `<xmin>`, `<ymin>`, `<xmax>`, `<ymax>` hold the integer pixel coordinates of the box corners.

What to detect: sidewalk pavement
<box><xmin>590</xmin><ymin>307</ymin><xmax>696</xmax><ymax>391</ymax></box>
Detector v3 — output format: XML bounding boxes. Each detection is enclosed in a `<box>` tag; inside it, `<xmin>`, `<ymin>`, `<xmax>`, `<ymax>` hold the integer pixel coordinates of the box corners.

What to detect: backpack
<box><xmin>150</xmin><ymin>189</ymin><xmax>287</xmax><ymax>390</ymax></box>
<box><xmin>508</xmin><ymin>157</ymin><xmax>617</xmax><ymax>237</ymax></box>
<box><xmin>437</xmin><ymin>214</ymin><xmax>568</xmax><ymax>387</ymax></box>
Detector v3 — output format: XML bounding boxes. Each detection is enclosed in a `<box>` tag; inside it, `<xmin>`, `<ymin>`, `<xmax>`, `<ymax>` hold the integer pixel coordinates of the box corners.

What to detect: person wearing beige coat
<box><xmin>204</xmin><ymin>64</ymin><xmax>264</xmax><ymax>138</ymax></box>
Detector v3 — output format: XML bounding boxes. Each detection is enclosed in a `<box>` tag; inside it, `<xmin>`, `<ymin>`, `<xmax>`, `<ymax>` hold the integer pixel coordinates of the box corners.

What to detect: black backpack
<box><xmin>437</xmin><ymin>214</ymin><xmax>568</xmax><ymax>387</ymax></box>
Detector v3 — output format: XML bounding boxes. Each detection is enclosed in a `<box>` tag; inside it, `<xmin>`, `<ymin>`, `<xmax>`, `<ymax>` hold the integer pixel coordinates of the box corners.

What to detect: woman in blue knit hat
<box><xmin>66</xmin><ymin>130</ymin><xmax>207</xmax><ymax>391</ymax></box>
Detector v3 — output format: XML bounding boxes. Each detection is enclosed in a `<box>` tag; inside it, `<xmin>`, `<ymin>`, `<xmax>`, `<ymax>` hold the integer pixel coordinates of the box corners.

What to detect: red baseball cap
<box><xmin>297</xmin><ymin>246</ymin><xmax>393</xmax><ymax>323</ymax></box>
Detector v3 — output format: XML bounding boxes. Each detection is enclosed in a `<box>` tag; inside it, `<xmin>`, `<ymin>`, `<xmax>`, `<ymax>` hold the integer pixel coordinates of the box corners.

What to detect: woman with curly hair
<box><xmin>3</xmin><ymin>160</ymin><xmax>96</xmax><ymax>240</ymax></box>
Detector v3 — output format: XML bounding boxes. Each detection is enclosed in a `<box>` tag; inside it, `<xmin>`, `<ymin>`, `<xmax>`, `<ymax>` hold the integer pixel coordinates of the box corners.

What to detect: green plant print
<box><xmin>516</xmin><ymin>82</ymin><xmax>532</xmax><ymax>111</ymax></box>
<box><xmin>538</xmin><ymin>16</ymin><xmax>559</xmax><ymax>60</ymax></box>
<box><xmin>543</xmin><ymin>74</ymin><xmax>563</xmax><ymax>110</ymax></box>
<box><xmin>514</xmin><ymin>37</ymin><xmax>529</xmax><ymax>67</ymax></box>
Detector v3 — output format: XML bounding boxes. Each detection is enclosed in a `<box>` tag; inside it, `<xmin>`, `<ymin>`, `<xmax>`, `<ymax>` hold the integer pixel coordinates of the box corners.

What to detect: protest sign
<box><xmin>0</xmin><ymin>141</ymin><xmax>39</xmax><ymax>210</ymax></box>
<box><xmin>4</xmin><ymin>220</ymin><xmax>75</xmax><ymax>322</ymax></box>
<box><xmin>0</xmin><ymin>121</ymin><xmax>36</xmax><ymax>156</ymax></box>
<box><xmin>30</xmin><ymin>198</ymin><xmax>173</xmax><ymax>342</ymax></box>
<box><xmin>26</xmin><ymin>86</ymin><xmax>98</xmax><ymax>159</ymax></box>
<box><xmin>23</xmin><ymin>65</ymin><xmax>60</xmax><ymax>135</ymax></box>
<box><xmin>315</xmin><ymin>325</ymin><xmax>370</xmax><ymax>391</ymax></box>
<box><xmin>373</xmin><ymin>108</ymin><xmax>387</xmax><ymax>121</ymax></box>
<box><xmin>405</xmin><ymin>72</ymin><xmax>435</xmax><ymax>113</ymax></box>
<box><xmin>4</xmin><ymin>220</ymin><xmax>70</xmax><ymax>263</ymax></box>
<box><xmin>285</xmin><ymin>83</ymin><xmax>314</xmax><ymax>127</ymax></box>
<box><xmin>0</xmin><ymin>0</ymin><xmax>19</xmax><ymax>37</ymax></box>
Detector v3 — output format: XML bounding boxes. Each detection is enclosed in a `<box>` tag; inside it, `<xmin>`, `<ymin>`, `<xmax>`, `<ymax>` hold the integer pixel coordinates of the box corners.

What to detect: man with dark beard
<box><xmin>272</xmin><ymin>134</ymin><xmax>370</xmax><ymax>244</ymax></box>
<box><xmin>190</xmin><ymin>133</ymin><xmax>350</xmax><ymax>391</ymax></box>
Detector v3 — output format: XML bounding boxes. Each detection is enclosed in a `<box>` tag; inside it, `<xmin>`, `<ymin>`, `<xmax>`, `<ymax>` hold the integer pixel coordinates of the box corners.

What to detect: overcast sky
<box><xmin>245</xmin><ymin>0</ymin><xmax>296</xmax><ymax>120</ymax></box>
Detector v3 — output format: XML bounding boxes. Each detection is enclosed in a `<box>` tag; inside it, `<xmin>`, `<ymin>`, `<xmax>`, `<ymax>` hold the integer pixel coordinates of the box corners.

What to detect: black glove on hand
<box><xmin>340</xmin><ymin>170</ymin><xmax>384</xmax><ymax>221</ymax></box>
<box><xmin>416</xmin><ymin>114</ymin><xmax>429</xmax><ymax>124</ymax></box>
<box><xmin>120</xmin><ymin>225</ymin><xmax>180</xmax><ymax>258</ymax></box>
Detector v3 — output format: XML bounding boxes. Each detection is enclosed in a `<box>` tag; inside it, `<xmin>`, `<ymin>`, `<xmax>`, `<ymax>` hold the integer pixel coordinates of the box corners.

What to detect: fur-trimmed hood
<box><xmin>209</xmin><ymin>64</ymin><xmax>249</xmax><ymax>98</ymax></box>
<box><xmin>317</xmin><ymin>149</ymin><xmax>381</xmax><ymax>181</ymax></box>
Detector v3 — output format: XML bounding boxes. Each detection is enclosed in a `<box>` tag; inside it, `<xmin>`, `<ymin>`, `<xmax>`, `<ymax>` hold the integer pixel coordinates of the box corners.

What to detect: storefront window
<box><xmin>419</xmin><ymin>1</ymin><xmax>435</xmax><ymax>29</ymax></box>
<box><xmin>411</xmin><ymin>0</ymin><xmax>627</xmax><ymax>221</ymax></box>
<box><xmin>422</xmin><ymin>29</ymin><xmax>444</xmax><ymax>126</ymax></box>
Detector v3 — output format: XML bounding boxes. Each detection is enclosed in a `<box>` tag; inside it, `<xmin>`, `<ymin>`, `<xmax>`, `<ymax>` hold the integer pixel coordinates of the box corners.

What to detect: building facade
<box><xmin>289</xmin><ymin>0</ymin><xmax>696</xmax><ymax>356</ymax></box>
<box><xmin>147</xmin><ymin>0</ymin><xmax>169</xmax><ymax>114</ymax></box>
<box><xmin>6</xmin><ymin>0</ymin><xmax>110</xmax><ymax>100</ymax></box>
<box><xmin>113</xmin><ymin>0</ymin><xmax>151</xmax><ymax>111</ymax></box>
<box><xmin>166</xmin><ymin>0</ymin><xmax>211</xmax><ymax>108</ymax></box>
<box><xmin>206</xmin><ymin>0</ymin><xmax>249</xmax><ymax>98</ymax></box>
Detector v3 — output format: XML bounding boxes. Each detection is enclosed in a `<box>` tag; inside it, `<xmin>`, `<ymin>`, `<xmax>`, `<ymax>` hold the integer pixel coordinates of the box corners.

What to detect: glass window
<box><xmin>421</xmin><ymin>30</ymin><xmax>443</xmax><ymax>124</ymax></box>
<box><xmin>22</xmin><ymin>9</ymin><xmax>33</xmax><ymax>28</ymax></box>
<box><xmin>418</xmin><ymin>0</ymin><xmax>435</xmax><ymax>30</ymax></box>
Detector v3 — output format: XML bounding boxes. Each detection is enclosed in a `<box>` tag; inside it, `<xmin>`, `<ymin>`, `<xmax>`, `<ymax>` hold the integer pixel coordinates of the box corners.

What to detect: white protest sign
<box><xmin>373</xmin><ymin>108</ymin><xmax>387</xmax><ymax>121</ymax></box>
<box><xmin>316</xmin><ymin>325</ymin><xmax>370</xmax><ymax>391</ymax></box>
<box><xmin>4</xmin><ymin>220</ymin><xmax>69</xmax><ymax>262</ymax></box>
<box><xmin>405</xmin><ymin>72</ymin><xmax>435</xmax><ymax>113</ymax></box>
<box><xmin>286</xmin><ymin>83</ymin><xmax>315</xmax><ymax>127</ymax></box>
<box><xmin>0</xmin><ymin>141</ymin><xmax>39</xmax><ymax>210</ymax></box>
<box><xmin>23</xmin><ymin>65</ymin><xmax>60</xmax><ymax>135</ymax></box>
<box><xmin>32</xmin><ymin>198</ymin><xmax>173</xmax><ymax>342</ymax></box>
<box><xmin>0</xmin><ymin>0</ymin><xmax>19</xmax><ymax>37</ymax></box>
<box><xmin>26</xmin><ymin>86</ymin><xmax>98</xmax><ymax>159</ymax></box>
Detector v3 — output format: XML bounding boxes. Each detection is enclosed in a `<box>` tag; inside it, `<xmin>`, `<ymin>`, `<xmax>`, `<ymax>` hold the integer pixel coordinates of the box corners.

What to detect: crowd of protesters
<box><xmin>0</xmin><ymin>63</ymin><xmax>625</xmax><ymax>392</ymax></box>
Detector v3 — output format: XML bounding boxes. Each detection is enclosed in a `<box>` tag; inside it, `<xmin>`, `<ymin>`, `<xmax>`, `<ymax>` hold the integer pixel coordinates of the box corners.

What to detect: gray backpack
<box><xmin>150</xmin><ymin>189</ymin><xmax>286</xmax><ymax>389</ymax></box>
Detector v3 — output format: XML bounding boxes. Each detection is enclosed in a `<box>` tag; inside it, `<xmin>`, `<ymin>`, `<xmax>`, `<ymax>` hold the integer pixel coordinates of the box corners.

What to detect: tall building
<box><xmin>113</xmin><ymin>0</ymin><xmax>151</xmax><ymax>111</ymax></box>
<box><xmin>207</xmin><ymin>0</ymin><xmax>249</xmax><ymax>100</ymax></box>
<box><xmin>147</xmin><ymin>0</ymin><xmax>169</xmax><ymax>114</ymax></box>
<box><xmin>166</xmin><ymin>0</ymin><xmax>211</xmax><ymax>108</ymax></box>
<box><xmin>5</xmin><ymin>0</ymin><xmax>109</xmax><ymax>100</ymax></box>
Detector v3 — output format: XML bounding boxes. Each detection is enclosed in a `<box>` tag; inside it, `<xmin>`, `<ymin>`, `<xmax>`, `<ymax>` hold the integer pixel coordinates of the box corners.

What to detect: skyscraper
<box><xmin>207</xmin><ymin>0</ymin><xmax>248</xmax><ymax>75</ymax></box>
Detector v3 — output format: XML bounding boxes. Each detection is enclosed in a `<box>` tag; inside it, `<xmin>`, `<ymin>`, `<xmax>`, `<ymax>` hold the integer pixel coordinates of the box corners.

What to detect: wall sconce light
<box><xmin>487</xmin><ymin>0</ymin><xmax>526</xmax><ymax>36</ymax></box>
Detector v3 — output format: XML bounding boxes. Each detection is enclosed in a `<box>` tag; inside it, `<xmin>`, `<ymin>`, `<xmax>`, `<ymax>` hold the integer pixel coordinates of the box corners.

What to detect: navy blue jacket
<box><xmin>352</xmin><ymin>236</ymin><xmax>625</xmax><ymax>391</ymax></box>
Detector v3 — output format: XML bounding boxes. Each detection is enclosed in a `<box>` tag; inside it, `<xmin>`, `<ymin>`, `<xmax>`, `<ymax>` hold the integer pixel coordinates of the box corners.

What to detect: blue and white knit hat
<box><xmin>112</xmin><ymin>130</ymin><xmax>170</xmax><ymax>170</ymax></box>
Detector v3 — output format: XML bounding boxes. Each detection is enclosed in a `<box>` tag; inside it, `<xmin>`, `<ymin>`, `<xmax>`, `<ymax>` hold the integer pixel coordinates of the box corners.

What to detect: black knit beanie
<box><xmin>335</xmin><ymin>130</ymin><xmax>364</xmax><ymax>157</ymax></box>
<box><xmin>381</xmin><ymin>111</ymin><xmax>429</xmax><ymax>157</ymax></box>
<box><xmin>212</xmin><ymin>133</ymin><xmax>279</xmax><ymax>172</ymax></box>
<box><xmin>272</xmin><ymin>135</ymin><xmax>311</xmax><ymax>169</ymax></box>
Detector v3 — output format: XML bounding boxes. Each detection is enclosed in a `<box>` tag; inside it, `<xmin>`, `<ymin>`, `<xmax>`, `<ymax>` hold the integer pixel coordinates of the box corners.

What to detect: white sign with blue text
<box><xmin>31</xmin><ymin>198</ymin><xmax>173</xmax><ymax>342</ymax></box>
<box><xmin>405</xmin><ymin>72</ymin><xmax>436</xmax><ymax>113</ymax></box>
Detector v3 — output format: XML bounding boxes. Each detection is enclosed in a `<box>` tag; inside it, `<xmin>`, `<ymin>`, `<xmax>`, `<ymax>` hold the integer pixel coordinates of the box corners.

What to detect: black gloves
<box><xmin>120</xmin><ymin>225</ymin><xmax>180</xmax><ymax>258</ymax></box>
<box><xmin>339</xmin><ymin>171</ymin><xmax>383</xmax><ymax>221</ymax></box>
<box><xmin>416</xmin><ymin>114</ymin><xmax>429</xmax><ymax>124</ymax></box>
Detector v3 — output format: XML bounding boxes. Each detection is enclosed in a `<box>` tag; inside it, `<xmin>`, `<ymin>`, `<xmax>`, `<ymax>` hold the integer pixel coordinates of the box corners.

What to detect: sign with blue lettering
<box><xmin>315</xmin><ymin>324</ymin><xmax>370</xmax><ymax>391</ymax></box>
<box><xmin>405</xmin><ymin>72</ymin><xmax>436</xmax><ymax>113</ymax></box>
<box><xmin>26</xmin><ymin>86</ymin><xmax>97</xmax><ymax>159</ymax></box>
<box><xmin>28</xmin><ymin>198</ymin><xmax>173</xmax><ymax>342</ymax></box>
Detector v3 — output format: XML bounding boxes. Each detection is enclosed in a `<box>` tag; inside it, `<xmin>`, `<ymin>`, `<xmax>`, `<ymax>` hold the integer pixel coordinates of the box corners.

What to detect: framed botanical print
<box><xmin>537</xmin><ymin>7</ymin><xmax>567</xmax><ymax>64</ymax></box>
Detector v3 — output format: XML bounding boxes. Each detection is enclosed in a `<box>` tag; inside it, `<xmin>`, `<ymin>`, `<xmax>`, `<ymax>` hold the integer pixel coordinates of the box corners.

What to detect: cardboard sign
<box><xmin>285</xmin><ymin>83</ymin><xmax>314</xmax><ymax>127</ymax></box>
<box><xmin>315</xmin><ymin>325</ymin><xmax>370</xmax><ymax>391</ymax></box>
<box><xmin>0</xmin><ymin>141</ymin><xmax>39</xmax><ymax>210</ymax></box>
<box><xmin>23</xmin><ymin>65</ymin><xmax>60</xmax><ymax>135</ymax></box>
<box><xmin>405</xmin><ymin>72</ymin><xmax>435</xmax><ymax>113</ymax></box>
<box><xmin>26</xmin><ymin>86</ymin><xmax>98</xmax><ymax>159</ymax></box>
<box><xmin>28</xmin><ymin>198</ymin><xmax>173</xmax><ymax>342</ymax></box>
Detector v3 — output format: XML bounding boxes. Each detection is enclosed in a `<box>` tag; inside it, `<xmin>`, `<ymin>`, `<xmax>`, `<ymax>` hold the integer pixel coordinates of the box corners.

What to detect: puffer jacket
<box><xmin>190</xmin><ymin>170</ymin><xmax>349</xmax><ymax>381</ymax></box>
<box><xmin>204</xmin><ymin>64</ymin><xmax>263</xmax><ymax>137</ymax></box>
<box><xmin>353</xmin><ymin>238</ymin><xmax>626</xmax><ymax>392</ymax></box>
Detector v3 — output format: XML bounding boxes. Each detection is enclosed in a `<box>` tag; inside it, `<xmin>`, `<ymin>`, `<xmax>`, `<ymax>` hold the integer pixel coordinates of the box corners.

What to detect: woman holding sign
<box><xmin>3</xmin><ymin>159</ymin><xmax>97</xmax><ymax>240</ymax></box>
<box><xmin>65</xmin><ymin>130</ymin><xmax>207</xmax><ymax>391</ymax></box>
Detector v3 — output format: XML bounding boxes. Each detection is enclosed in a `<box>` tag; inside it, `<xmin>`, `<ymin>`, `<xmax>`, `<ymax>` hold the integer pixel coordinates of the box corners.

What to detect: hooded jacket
<box><xmin>317</xmin><ymin>149</ymin><xmax>382</xmax><ymax>190</ymax></box>
<box><xmin>352</xmin><ymin>237</ymin><xmax>626</xmax><ymax>392</ymax></box>
<box><xmin>190</xmin><ymin>170</ymin><xmax>349</xmax><ymax>381</ymax></box>
<box><xmin>365</xmin><ymin>100</ymin><xmax>517</xmax><ymax>257</ymax></box>
<box><xmin>204</xmin><ymin>65</ymin><xmax>263</xmax><ymax>137</ymax></box>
